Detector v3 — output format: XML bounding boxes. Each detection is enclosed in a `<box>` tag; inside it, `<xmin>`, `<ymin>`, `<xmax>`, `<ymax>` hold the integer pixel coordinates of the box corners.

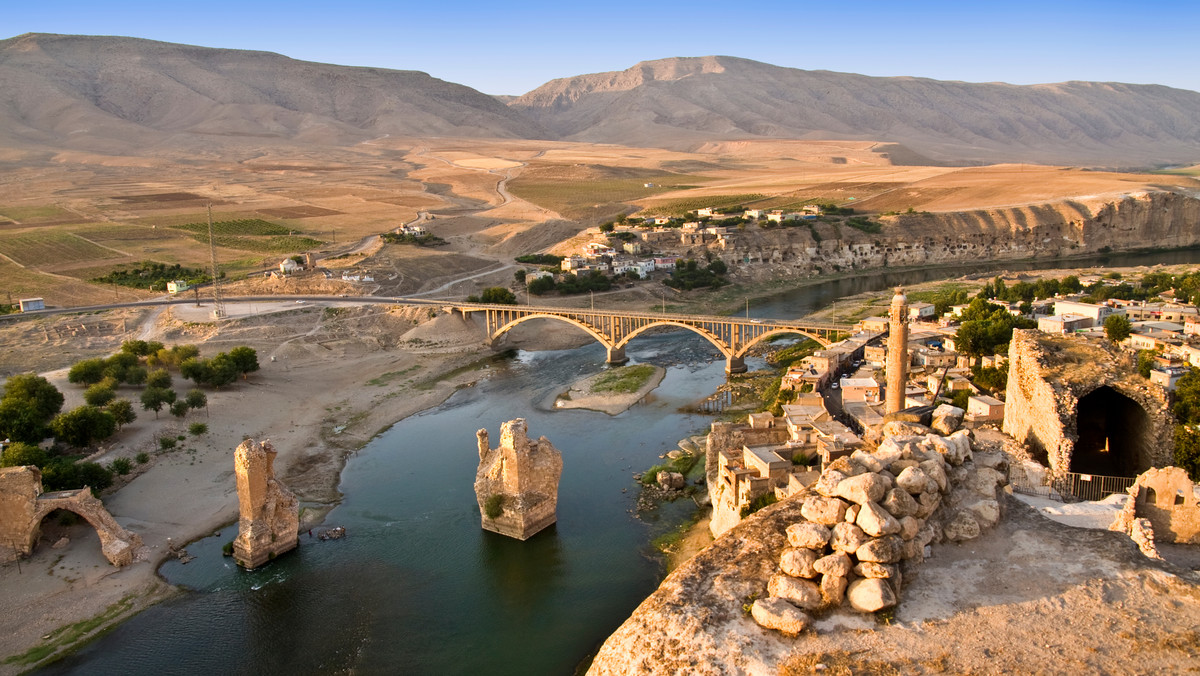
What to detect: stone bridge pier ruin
<box><xmin>0</xmin><ymin>466</ymin><xmax>142</xmax><ymax>567</ymax></box>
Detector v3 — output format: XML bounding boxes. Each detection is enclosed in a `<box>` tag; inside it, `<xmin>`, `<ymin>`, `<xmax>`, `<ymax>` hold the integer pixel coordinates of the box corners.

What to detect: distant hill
<box><xmin>3</xmin><ymin>36</ymin><xmax>1200</xmax><ymax>167</ymax></box>
<box><xmin>510</xmin><ymin>56</ymin><xmax>1200</xmax><ymax>166</ymax></box>
<box><xmin>0</xmin><ymin>33</ymin><xmax>543</xmax><ymax>154</ymax></box>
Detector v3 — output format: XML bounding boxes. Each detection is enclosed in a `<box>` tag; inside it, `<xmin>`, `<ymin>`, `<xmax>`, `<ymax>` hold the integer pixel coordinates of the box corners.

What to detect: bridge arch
<box><xmin>614</xmin><ymin>320</ymin><xmax>732</xmax><ymax>358</ymax></box>
<box><xmin>733</xmin><ymin>328</ymin><xmax>834</xmax><ymax>358</ymax></box>
<box><xmin>489</xmin><ymin>313</ymin><xmax>614</xmax><ymax>348</ymax></box>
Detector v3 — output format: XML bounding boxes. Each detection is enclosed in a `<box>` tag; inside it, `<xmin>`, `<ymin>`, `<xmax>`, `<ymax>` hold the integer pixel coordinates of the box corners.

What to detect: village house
<box><xmin>839</xmin><ymin>376</ymin><xmax>881</xmax><ymax>403</ymax></box>
<box><xmin>18</xmin><ymin>297</ymin><xmax>44</xmax><ymax>312</ymax></box>
<box><xmin>279</xmin><ymin>258</ymin><xmax>301</xmax><ymax>274</ymax></box>
<box><xmin>1053</xmin><ymin>299</ymin><xmax>1119</xmax><ymax>324</ymax></box>
<box><xmin>1038</xmin><ymin>313</ymin><xmax>1093</xmax><ymax>334</ymax></box>
<box><xmin>908</xmin><ymin>302</ymin><xmax>937</xmax><ymax>321</ymax></box>
<box><xmin>1149</xmin><ymin>366</ymin><xmax>1189</xmax><ymax>391</ymax></box>
<box><xmin>166</xmin><ymin>280</ymin><xmax>189</xmax><ymax>294</ymax></box>
<box><xmin>967</xmin><ymin>394</ymin><xmax>1005</xmax><ymax>422</ymax></box>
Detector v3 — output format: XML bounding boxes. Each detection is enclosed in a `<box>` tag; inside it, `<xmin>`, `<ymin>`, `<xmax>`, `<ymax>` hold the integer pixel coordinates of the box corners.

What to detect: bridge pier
<box><xmin>606</xmin><ymin>345</ymin><xmax>628</xmax><ymax>366</ymax></box>
<box><xmin>726</xmin><ymin>355</ymin><xmax>746</xmax><ymax>375</ymax></box>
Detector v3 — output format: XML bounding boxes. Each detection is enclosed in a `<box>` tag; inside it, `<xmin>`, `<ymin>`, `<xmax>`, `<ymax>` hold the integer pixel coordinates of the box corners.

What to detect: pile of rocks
<box><xmin>751</xmin><ymin>428</ymin><xmax>1009</xmax><ymax>636</ymax></box>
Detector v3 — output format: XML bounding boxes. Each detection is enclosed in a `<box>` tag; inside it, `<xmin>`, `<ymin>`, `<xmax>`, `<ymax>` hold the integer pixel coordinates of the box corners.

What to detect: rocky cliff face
<box><xmin>475</xmin><ymin>419</ymin><xmax>563</xmax><ymax>540</ymax></box>
<box><xmin>707</xmin><ymin>191</ymin><xmax>1200</xmax><ymax>280</ymax></box>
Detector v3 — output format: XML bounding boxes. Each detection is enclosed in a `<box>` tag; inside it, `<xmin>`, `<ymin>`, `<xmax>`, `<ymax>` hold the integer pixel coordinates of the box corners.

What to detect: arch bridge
<box><xmin>456</xmin><ymin>303</ymin><xmax>853</xmax><ymax>374</ymax></box>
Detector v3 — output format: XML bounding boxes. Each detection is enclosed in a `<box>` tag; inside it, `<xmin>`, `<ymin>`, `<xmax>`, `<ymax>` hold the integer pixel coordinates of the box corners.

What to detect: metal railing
<box><xmin>1010</xmin><ymin>470</ymin><xmax>1134</xmax><ymax>503</ymax></box>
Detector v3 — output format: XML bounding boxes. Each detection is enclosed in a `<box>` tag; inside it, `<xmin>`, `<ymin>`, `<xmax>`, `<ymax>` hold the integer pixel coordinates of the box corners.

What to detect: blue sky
<box><xmin>6</xmin><ymin>0</ymin><xmax>1199</xmax><ymax>95</ymax></box>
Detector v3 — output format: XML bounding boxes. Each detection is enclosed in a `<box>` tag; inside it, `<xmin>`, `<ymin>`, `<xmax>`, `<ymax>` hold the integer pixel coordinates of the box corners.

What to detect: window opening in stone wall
<box><xmin>1144</xmin><ymin>487</ymin><xmax>1157</xmax><ymax>505</ymax></box>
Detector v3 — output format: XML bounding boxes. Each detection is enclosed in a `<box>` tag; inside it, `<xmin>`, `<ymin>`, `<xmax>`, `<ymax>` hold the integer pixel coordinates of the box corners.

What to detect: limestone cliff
<box><xmin>233</xmin><ymin>439</ymin><xmax>299</xmax><ymax>569</ymax></box>
<box><xmin>697</xmin><ymin>191</ymin><xmax>1200</xmax><ymax>279</ymax></box>
<box><xmin>475</xmin><ymin>419</ymin><xmax>563</xmax><ymax>540</ymax></box>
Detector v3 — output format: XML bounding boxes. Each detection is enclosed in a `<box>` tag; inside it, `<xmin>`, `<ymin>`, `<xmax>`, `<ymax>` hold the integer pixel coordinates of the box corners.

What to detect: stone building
<box><xmin>475</xmin><ymin>419</ymin><xmax>563</xmax><ymax>540</ymax></box>
<box><xmin>1003</xmin><ymin>330</ymin><xmax>1173</xmax><ymax>479</ymax></box>
<box><xmin>233</xmin><ymin>439</ymin><xmax>299</xmax><ymax>569</ymax></box>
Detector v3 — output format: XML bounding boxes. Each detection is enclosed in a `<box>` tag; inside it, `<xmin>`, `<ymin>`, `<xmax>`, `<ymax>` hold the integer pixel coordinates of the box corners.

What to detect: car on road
<box><xmin>831</xmin><ymin>382</ymin><xmax>839</xmax><ymax>389</ymax></box>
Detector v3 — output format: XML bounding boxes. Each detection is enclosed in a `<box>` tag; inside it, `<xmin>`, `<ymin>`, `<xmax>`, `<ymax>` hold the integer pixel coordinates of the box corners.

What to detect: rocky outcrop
<box><xmin>0</xmin><ymin>466</ymin><xmax>142</xmax><ymax>567</ymax></box>
<box><xmin>475</xmin><ymin>419</ymin><xmax>563</xmax><ymax>540</ymax></box>
<box><xmin>233</xmin><ymin>439</ymin><xmax>299</xmax><ymax>569</ymax></box>
<box><xmin>1003</xmin><ymin>330</ymin><xmax>1173</xmax><ymax>476</ymax></box>
<box><xmin>587</xmin><ymin>429</ymin><xmax>1009</xmax><ymax>675</ymax></box>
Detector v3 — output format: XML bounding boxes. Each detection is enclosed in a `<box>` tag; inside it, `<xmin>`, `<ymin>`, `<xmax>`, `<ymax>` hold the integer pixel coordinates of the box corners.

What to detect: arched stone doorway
<box><xmin>1071</xmin><ymin>386</ymin><xmax>1154</xmax><ymax>477</ymax></box>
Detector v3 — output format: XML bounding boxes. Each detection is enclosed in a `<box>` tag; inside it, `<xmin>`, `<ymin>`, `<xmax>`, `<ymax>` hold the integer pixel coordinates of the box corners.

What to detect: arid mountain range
<box><xmin>3</xmin><ymin>33</ymin><xmax>1200</xmax><ymax>166</ymax></box>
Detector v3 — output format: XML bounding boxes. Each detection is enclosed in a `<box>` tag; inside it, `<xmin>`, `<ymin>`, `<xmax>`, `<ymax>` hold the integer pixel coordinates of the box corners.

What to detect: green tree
<box><xmin>598</xmin><ymin>222</ymin><xmax>615</xmax><ymax>233</ymax></box>
<box><xmin>1103</xmin><ymin>314</ymin><xmax>1132</xmax><ymax>342</ymax></box>
<box><xmin>228</xmin><ymin>346</ymin><xmax>260</xmax><ymax>380</ymax></box>
<box><xmin>1171</xmin><ymin>368</ymin><xmax>1200</xmax><ymax>423</ymax></box>
<box><xmin>124</xmin><ymin>365</ymin><xmax>148</xmax><ymax>386</ymax></box>
<box><xmin>180</xmin><ymin>357</ymin><xmax>209</xmax><ymax>384</ymax></box>
<box><xmin>0</xmin><ymin>374</ymin><xmax>64</xmax><ymax>443</ymax></box>
<box><xmin>186</xmin><ymin>389</ymin><xmax>208</xmax><ymax>415</ymax></box>
<box><xmin>514</xmin><ymin>268</ymin><xmax>527</xmax><ymax>283</ymax></box>
<box><xmin>67</xmin><ymin>358</ymin><xmax>107</xmax><ymax>386</ymax></box>
<box><xmin>84</xmin><ymin>384</ymin><xmax>115</xmax><ymax>407</ymax></box>
<box><xmin>170</xmin><ymin>400</ymin><xmax>190</xmax><ymax>418</ymax></box>
<box><xmin>479</xmin><ymin>287</ymin><xmax>518</xmax><ymax>305</ymax></box>
<box><xmin>1174</xmin><ymin>425</ymin><xmax>1200</xmax><ymax>482</ymax></box>
<box><xmin>205</xmin><ymin>354</ymin><xmax>239</xmax><ymax>388</ymax></box>
<box><xmin>140</xmin><ymin>387</ymin><xmax>173</xmax><ymax>419</ymax></box>
<box><xmin>1060</xmin><ymin>275</ymin><xmax>1082</xmax><ymax>294</ymax></box>
<box><xmin>1136</xmin><ymin>350</ymin><xmax>1158</xmax><ymax>379</ymax></box>
<box><xmin>528</xmin><ymin>276</ymin><xmax>556</xmax><ymax>295</ymax></box>
<box><xmin>107</xmin><ymin>399</ymin><xmax>136</xmax><ymax>429</ymax></box>
<box><xmin>0</xmin><ymin>442</ymin><xmax>48</xmax><ymax>468</ymax></box>
<box><xmin>121</xmin><ymin>339</ymin><xmax>150</xmax><ymax>356</ymax></box>
<box><xmin>50</xmin><ymin>405</ymin><xmax>117</xmax><ymax>448</ymax></box>
<box><xmin>146</xmin><ymin>368</ymin><xmax>172</xmax><ymax>389</ymax></box>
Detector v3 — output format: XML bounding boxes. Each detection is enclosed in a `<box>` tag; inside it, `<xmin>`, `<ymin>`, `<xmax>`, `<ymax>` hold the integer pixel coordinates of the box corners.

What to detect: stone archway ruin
<box><xmin>0</xmin><ymin>466</ymin><xmax>142</xmax><ymax>567</ymax></box>
<box><xmin>1071</xmin><ymin>385</ymin><xmax>1155</xmax><ymax>477</ymax></box>
<box><xmin>1003</xmin><ymin>330</ymin><xmax>1173</xmax><ymax>478</ymax></box>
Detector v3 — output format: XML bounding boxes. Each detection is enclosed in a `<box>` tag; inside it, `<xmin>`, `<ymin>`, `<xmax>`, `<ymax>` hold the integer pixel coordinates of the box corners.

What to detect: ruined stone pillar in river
<box><xmin>885</xmin><ymin>287</ymin><xmax>909</xmax><ymax>415</ymax></box>
<box><xmin>475</xmin><ymin>419</ymin><xmax>563</xmax><ymax>540</ymax></box>
<box><xmin>233</xmin><ymin>439</ymin><xmax>299</xmax><ymax>569</ymax></box>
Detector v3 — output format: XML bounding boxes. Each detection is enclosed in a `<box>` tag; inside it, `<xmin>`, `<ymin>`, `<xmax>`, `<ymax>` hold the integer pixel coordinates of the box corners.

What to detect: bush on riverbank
<box><xmin>591</xmin><ymin>364</ymin><xmax>656</xmax><ymax>395</ymax></box>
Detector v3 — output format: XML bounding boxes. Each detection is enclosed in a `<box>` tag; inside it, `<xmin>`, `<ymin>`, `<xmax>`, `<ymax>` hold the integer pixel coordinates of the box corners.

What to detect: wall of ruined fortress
<box><xmin>691</xmin><ymin>192</ymin><xmax>1200</xmax><ymax>277</ymax></box>
<box><xmin>1003</xmin><ymin>330</ymin><xmax>1174</xmax><ymax>476</ymax></box>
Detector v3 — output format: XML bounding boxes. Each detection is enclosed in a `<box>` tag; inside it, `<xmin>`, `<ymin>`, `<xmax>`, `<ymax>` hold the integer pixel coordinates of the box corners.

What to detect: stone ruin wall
<box><xmin>1111</xmin><ymin>466</ymin><xmax>1200</xmax><ymax>547</ymax></box>
<box><xmin>475</xmin><ymin>419</ymin><xmax>563</xmax><ymax>541</ymax></box>
<box><xmin>1003</xmin><ymin>330</ymin><xmax>1173</xmax><ymax>476</ymax></box>
<box><xmin>0</xmin><ymin>466</ymin><xmax>142</xmax><ymax>567</ymax></box>
<box><xmin>233</xmin><ymin>439</ymin><xmax>299</xmax><ymax>569</ymax></box>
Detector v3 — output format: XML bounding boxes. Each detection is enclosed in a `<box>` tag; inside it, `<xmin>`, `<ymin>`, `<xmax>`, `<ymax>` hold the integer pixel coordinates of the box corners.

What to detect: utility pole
<box><xmin>746</xmin><ymin>297</ymin><xmax>749</xmax><ymax>318</ymax></box>
<box><xmin>206</xmin><ymin>204</ymin><xmax>225</xmax><ymax>319</ymax></box>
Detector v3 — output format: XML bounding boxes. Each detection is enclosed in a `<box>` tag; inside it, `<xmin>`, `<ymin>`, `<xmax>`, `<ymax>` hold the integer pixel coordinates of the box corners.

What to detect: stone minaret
<box><xmin>885</xmin><ymin>287</ymin><xmax>909</xmax><ymax>415</ymax></box>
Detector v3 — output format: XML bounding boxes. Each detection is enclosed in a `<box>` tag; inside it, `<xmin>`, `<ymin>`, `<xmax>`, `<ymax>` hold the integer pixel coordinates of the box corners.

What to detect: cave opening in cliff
<box><xmin>1071</xmin><ymin>386</ymin><xmax>1153</xmax><ymax>477</ymax></box>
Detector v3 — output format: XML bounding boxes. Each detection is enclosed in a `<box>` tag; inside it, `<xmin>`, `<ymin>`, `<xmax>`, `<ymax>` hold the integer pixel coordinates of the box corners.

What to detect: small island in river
<box><xmin>554</xmin><ymin>364</ymin><xmax>666</xmax><ymax>415</ymax></box>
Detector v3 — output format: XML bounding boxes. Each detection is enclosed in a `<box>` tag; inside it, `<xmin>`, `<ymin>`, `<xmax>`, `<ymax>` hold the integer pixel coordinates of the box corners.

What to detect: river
<box><xmin>38</xmin><ymin>247</ymin><xmax>1200</xmax><ymax>675</ymax></box>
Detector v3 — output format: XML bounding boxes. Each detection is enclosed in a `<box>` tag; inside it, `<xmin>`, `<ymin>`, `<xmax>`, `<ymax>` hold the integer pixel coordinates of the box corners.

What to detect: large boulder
<box><xmin>812</xmin><ymin>552</ymin><xmax>853</xmax><ymax>578</ymax></box>
<box><xmin>779</xmin><ymin>547</ymin><xmax>820</xmax><ymax>578</ymax></box>
<box><xmin>834</xmin><ymin>472</ymin><xmax>890</xmax><ymax>505</ymax></box>
<box><xmin>855</xmin><ymin>535</ymin><xmax>904</xmax><ymax>563</ymax></box>
<box><xmin>820</xmin><ymin>572</ymin><xmax>849</xmax><ymax>606</ymax></box>
<box><xmin>768</xmin><ymin>574</ymin><xmax>823</xmax><ymax>610</ymax></box>
<box><xmin>786</xmin><ymin>522</ymin><xmax>831</xmax><ymax>550</ymax></box>
<box><xmin>846</xmin><ymin>577</ymin><xmax>897</xmax><ymax>613</ymax></box>
<box><xmin>801</xmin><ymin>496</ymin><xmax>849</xmax><ymax>526</ymax></box>
<box><xmin>656</xmin><ymin>471</ymin><xmax>686</xmax><ymax>490</ymax></box>
<box><xmin>943</xmin><ymin>511</ymin><xmax>982</xmax><ymax>542</ymax></box>
<box><xmin>751</xmin><ymin>597</ymin><xmax>811</xmax><ymax>636</ymax></box>
<box><xmin>895</xmin><ymin>466</ymin><xmax>934</xmax><ymax>495</ymax></box>
<box><xmin>883</xmin><ymin>421</ymin><xmax>932</xmax><ymax>437</ymax></box>
<box><xmin>881</xmin><ymin>487</ymin><xmax>919</xmax><ymax>518</ymax></box>
<box><xmin>830</xmin><ymin>522</ymin><xmax>869</xmax><ymax>554</ymax></box>
<box><xmin>856</xmin><ymin>501</ymin><xmax>902</xmax><ymax>537</ymax></box>
<box><xmin>930</xmin><ymin>404</ymin><xmax>965</xmax><ymax>435</ymax></box>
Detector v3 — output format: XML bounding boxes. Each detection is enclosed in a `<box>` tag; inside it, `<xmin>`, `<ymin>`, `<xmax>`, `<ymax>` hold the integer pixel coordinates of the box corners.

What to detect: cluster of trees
<box><xmin>380</xmin><ymin>232</ymin><xmax>446</xmax><ymax>247</ymax></box>
<box><xmin>514</xmin><ymin>254</ymin><xmax>563</xmax><ymax>266</ymax></box>
<box><xmin>526</xmin><ymin>270</ymin><xmax>614</xmax><ymax>297</ymax></box>
<box><xmin>1169</xmin><ymin>369</ymin><xmax>1200</xmax><ymax>481</ymax></box>
<box><xmin>663</xmin><ymin>258</ymin><xmax>728</xmax><ymax>291</ymax></box>
<box><xmin>953</xmin><ymin>298</ymin><xmax>1037</xmax><ymax>358</ymax></box>
<box><xmin>92</xmin><ymin>261</ymin><xmax>209</xmax><ymax>291</ymax></box>
<box><xmin>467</xmin><ymin>287</ymin><xmax>517</xmax><ymax>305</ymax></box>
<box><xmin>179</xmin><ymin>346</ymin><xmax>259</xmax><ymax>388</ymax></box>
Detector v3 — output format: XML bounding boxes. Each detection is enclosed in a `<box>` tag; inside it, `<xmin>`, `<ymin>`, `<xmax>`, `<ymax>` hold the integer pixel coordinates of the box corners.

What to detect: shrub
<box><xmin>159</xmin><ymin>437</ymin><xmax>177</xmax><ymax>450</ymax></box>
<box><xmin>484</xmin><ymin>494</ymin><xmax>505</xmax><ymax>519</ymax></box>
<box><xmin>136</xmin><ymin>452</ymin><xmax>149</xmax><ymax>464</ymax></box>
<box><xmin>109</xmin><ymin>458</ymin><xmax>133</xmax><ymax>475</ymax></box>
<box><xmin>189</xmin><ymin>422</ymin><xmax>208</xmax><ymax>436</ymax></box>
<box><xmin>740</xmin><ymin>493</ymin><xmax>778</xmax><ymax>518</ymax></box>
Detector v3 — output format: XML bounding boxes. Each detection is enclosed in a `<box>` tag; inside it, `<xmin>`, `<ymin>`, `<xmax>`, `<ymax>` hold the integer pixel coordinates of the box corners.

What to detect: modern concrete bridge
<box><xmin>459</xmin><ymin>303</ymin><xmax>853</xmax><ymax>374</ymax></box>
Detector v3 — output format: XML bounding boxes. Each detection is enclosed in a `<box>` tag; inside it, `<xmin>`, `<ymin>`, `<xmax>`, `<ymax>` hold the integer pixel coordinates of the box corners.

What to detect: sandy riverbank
<box><xmin>552</xmin><ymin>366</ymin><xmax>666</xmax><ymax>415</ymax></box>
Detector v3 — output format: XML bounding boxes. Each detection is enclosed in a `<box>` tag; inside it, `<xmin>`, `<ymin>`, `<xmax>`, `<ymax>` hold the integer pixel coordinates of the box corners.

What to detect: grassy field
<box><xmin>0</xmin><ymin>205</ymin><xmax>79</xmax><ymax>223</ymax></box>
<box><xmin>591</xmin><ymin>364</ymin><xmax>657</xmax><ymax>394</ymax></box>
<box><xmin>171</xmin><ymin>218</ymin><xmax>294</xmax><ymax>237</ymax></box>
<box><xmin>0</xmin><ymin>231</ymin><xmax>125</xmax><ymax>267</ymax></box>
<box><xmin>508</xmin><ymin>169</ymin><xmax>706</xmax><ymax>220</ymax></box>
<box><xmin>186</xmin><ymin>233</ymin><xmax>325</xmax><ymax>254</ymax></box>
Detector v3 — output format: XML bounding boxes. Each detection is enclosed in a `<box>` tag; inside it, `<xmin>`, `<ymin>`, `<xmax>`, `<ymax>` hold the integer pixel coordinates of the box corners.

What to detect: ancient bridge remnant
<box><xmin>1003</xmin><ymin>330</ymin><xmax>1172</xmax><ymax>479</ymax></box>
<box><xmin>233</xmin><ymin>439</ymin><xmax>299</xmax><ymax>569</ymax></box>
<box><xmin>475</xmin><ymin>419</ymin><xmax>563</xmax><ymax>540</ymax></box>
<box><xmin>0</xmin><ymin>466</ymin><xmax>142</xmax><ymax>567</ymax></box>
<box><xmin>460</xmin><ymin>303</ymin><xmax>850</xmax><ymax>375</ymax></box>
